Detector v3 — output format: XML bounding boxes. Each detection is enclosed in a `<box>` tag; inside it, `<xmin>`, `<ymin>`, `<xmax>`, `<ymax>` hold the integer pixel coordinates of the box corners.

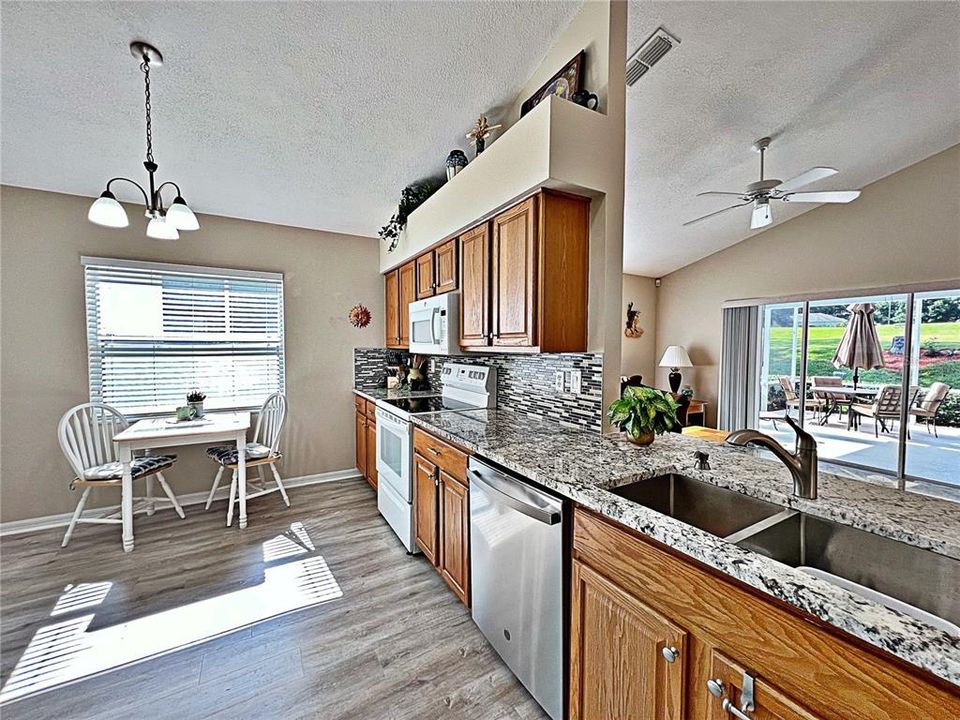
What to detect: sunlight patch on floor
<box><xmin>1</xmin><ymin>524</ymin><xmax>342</xmax><ymax>705</ymax></box>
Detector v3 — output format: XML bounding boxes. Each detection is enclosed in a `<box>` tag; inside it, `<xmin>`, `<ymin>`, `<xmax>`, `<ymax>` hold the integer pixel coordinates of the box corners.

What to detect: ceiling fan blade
<box><xmin>781</xmin><ymin>190</ymin><xmax>861</xmax><ymax>203</ymax></box>
<box><xmin>683</xmin><ymin>201</ymin><xmax>751</xmax><ymax>226</ymax></box>
<box><xmin>696</xmin><ymin>191</ymin><xmax>746</xmax><ymax>198</ymax></box>
<box><xmin>750</xmin><ymin>202</ymin><xmax>772</xmax><ymax>230</ymax></box>
<box><xmin>774</xmin><ymin>167</ymin><xmax>838</xmax><ymax>193</ymax></box>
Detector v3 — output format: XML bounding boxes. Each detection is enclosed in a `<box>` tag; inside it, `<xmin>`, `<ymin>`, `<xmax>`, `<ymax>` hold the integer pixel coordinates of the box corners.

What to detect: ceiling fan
<box><xmin>684</xmin><ymin>137</ymin><xmax>861</xmax><ymax>231</ymax></box>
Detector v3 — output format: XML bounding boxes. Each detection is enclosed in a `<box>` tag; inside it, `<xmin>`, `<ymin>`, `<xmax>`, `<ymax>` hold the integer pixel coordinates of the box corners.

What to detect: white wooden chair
<box><xmin>204</xmin><ymin>392</ymin><xmax>288</xmax><ymax>526</ymax></box>
<box><xmin>57</xmin><ymin>402</ymin><xmax>185</xmax><ymax>548</ymax></box>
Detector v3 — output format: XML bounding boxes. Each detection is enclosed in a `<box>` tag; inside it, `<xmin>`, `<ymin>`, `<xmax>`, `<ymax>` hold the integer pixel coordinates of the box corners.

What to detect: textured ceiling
<box><xmin>624</xmin><ymin>1</ymin><xmax>960</xmax><ymax>277</ymax></box>
<box><xmin>1</xmin><ymin>1</ymin><xmax>580</xmax><ymax>237</ymax></box>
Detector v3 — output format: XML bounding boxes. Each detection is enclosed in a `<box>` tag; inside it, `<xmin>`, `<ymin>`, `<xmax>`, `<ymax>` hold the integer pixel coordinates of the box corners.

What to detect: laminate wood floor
<box><xmin>0</xmin><ymin>479</ymin><xmax>548</xmax><ymax>719</ymax></box>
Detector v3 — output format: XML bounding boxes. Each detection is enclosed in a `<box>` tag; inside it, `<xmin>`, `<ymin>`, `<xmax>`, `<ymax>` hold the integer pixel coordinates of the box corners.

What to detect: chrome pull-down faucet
<box><xmin>725</xmin><ymin>415</ymin><xmax>818</xmax><ymax>500</ymax></box>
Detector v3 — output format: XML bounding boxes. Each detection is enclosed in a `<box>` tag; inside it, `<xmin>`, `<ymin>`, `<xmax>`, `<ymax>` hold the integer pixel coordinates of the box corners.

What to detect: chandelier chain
<box><xmin>141</xmin><ymin>58</ymin><xmax>154</xmax><ymax>163</ymax></box>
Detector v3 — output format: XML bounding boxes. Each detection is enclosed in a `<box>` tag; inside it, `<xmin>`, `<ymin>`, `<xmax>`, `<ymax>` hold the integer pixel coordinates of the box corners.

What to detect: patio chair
<box><xmin>778</xmin><ymin>376</ymin><xmax>824</xmax><ymax>421</ymax></box>
<box><xmin>910</xmin><ymin>382</ymin><xmax>951</xmax><ymax>438</ymax></box>
<box><xmin>57</xmin><ymin>402</ymin><xmax>185</xmax><ymax>548</ymax></box>
<box><xmin>848</xmin><ymin>385</ymin><xmax>902</xmax><ymax>437</ymax></box>
<box><xmin>811</xmin><ymin>376</ymin><xmax>846</xmax><ymax>422</ymax></box>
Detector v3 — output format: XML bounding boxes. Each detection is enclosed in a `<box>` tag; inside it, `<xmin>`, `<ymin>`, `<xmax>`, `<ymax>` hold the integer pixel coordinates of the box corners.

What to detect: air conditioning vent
<box><xmin>626</xmin><ymin>27</ymin><xmax>680</xmax><ymax>86</ymax></box>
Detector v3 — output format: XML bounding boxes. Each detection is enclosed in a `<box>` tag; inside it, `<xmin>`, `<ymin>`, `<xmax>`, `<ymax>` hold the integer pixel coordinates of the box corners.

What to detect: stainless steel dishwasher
<box><xmin>468</xmin><ymin>457</ymin><xmax>565</xmax><ymax>720</ymax></box>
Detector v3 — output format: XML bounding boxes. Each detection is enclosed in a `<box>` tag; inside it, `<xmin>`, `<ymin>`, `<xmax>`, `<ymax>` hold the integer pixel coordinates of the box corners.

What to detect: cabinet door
<box><xmin>570</xmin><ymin>559</ymin><xmax>687</xmax><ymax>720</ymax></box>
<box><xmin>355</xmin><ymin>411</ymin><xmax>367</xmax><ymax>479</ymax></box>
<box><xmin>415</xmin><ymin>252</ymin><xmax>435</xmax><ymax>299</ymax></box>
<box><xmin>459</xmin><ymin>224</ymin><xmax>490</xmax><ymax>347</ymax></box>
<box><xmin>384</xmin><ymin>269</ymin><xmax>401</xmax><ymax>348</ymax></box>
<box><xmin>439</xmin><ymin>470</ymin><xmax>470</xmax><ymax>606</ymax></box>
<box><xmin>413</xmin><ymin>453</ymin><xmax>439</xmax><ymax>565</ymax></box>
<box><xmin>434</xmin><ymin>239</ymin><xmax>458</xmax><ymax>294</ymax></box>
<box><xmin>398</xmin><ymin>261</ymin><xmax>416</xmax><ymax>347</ymax></box>
<box><xmin>706</xmin><ymin>651</ymin><xmax>822</xmax><ymax>720</ymax></box>
<box><xmin>491</xmin><ymin>197</ymin><xmax>537</xmax><ymax>347</ymax></box>
<box><xmin>365</xmin><ymin>417</ymin><xmax>378</xmax><ymax>490</ymax></box>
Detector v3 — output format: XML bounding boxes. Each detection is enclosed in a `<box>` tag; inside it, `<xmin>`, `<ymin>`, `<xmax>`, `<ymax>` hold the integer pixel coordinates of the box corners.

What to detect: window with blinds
<box><xmin>83</xmin><ymin>257</ymin><xmax>285</xmax><ymax>417</ymax></box>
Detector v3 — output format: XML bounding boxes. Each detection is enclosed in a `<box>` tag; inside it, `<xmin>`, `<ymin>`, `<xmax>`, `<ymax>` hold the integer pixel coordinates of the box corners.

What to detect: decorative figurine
<box><xmin>348</xmin><ymin>304</ymin><xmax>372</xmax><ymax>328</ymax></box>
<box><xmin>445</xmin><ymin>150</ymin><xmax>469</xmax><ymax>180</ymax></box>
<box><xmin>466</xmin><ymin>113</ymin><xmax>501</xmax><ymax>156</ymax></box>
<box><xmin>624</xmin><ymin>302</ymin><xmax>644</xmax><ymax>338</ymax></box>
<box><xmin>571</xmin><ymin>89</ymin><xmax>599</xmax><ymax>110</ymax></box>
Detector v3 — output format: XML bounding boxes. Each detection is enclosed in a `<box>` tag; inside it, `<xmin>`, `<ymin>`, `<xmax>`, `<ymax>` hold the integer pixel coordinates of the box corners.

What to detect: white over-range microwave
<box><xmin>408</xmin><ymin>292</ymin><xmax>462</xmax><ymax>355</ymax></box>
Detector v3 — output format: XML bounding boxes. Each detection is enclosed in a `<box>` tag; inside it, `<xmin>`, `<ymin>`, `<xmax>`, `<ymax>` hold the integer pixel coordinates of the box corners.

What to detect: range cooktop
<box><xmin>378</xmin><ymin>396</ymin><xmax>478</xmax><ymax>414</ymax></box>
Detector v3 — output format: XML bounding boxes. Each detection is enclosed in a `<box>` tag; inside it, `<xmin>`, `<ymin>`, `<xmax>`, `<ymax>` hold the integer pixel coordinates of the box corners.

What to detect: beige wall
<box><xmin>621</xmin><ymin>274</ymin><xmax>658</xmax><ymax>382</ymax></box>
<box><xmin>0</xmin><ymin>186</ymin><xmax>383</xmax><ymax>523</ymax></box>
<box><xmin>655</xmin><ymin>144</ymin><xmax>960</xmax><ymax>425</ymax></box>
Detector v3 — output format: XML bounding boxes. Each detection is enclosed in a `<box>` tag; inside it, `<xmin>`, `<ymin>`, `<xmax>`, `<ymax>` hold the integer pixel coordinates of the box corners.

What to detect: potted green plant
<box><xmin>607</xmin><ymin>386</ymin><xmax>680</xmax><ymax>446</ymax></box>
<box><xmin>186</xmin><ymin>389</ymin><xmax>206</xmax><ymax>419</ymax></box>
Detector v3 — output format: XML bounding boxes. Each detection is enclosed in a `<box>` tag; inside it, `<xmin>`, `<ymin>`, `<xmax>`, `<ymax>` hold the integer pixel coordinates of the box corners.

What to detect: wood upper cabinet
<box><xmin>492</xmin><ymin>197</ymin><xmax>538</xmax><ymax>347</ymax></box>
<box><xmin>398</xmin><ymin>261</ymin><xmax>415</xmax><ymax>347</ymax></box>
<box><xmin>434</xmin><ymin>239</ymin><xmax>458</xmax><ymax>295</ymax></box>
<box><xmin>570</xmin><ymin>558</ymin><xmax>687</xmax><ymax>720</ymax></box>
<box><xmin>439</xmin><ymin>470</ymin><xmax>470</xmax><ymax>605</ymax></box>
<box><xmin>414</xmin><ymin>452</ymin><xmax>439</xmax><ymax>565</ymax></box>
<box><xmin>459</xmin><ymin>223</ymin><xmax>491</xmax><ymax>347</ymax></box>
<box><xmin>384</xmin><ymin>269</ymin><xmax>401</xmax><ymax>348</ymax></box>
<box><xmin>416</xmin><ymin>251</ymin><xmax>435</xmax><ymax>299</ymax></box>
<box><xmin>706</xmin><ymin>651</ymin><xmax>821</xmax><ymax>720</ymax></box>
<box><xmin>364</xmin><ymin>416</ymin><xmax>378</xmax><ymax>490</ymax></box>
<box><xmin>463</xmin><ymin>189</ymin><xmax>590</xmax><ymax>352</ymax></box>
<box><xmin>571</xmin><ymin>508</ymin><xmax>960</xmax><ymax>720</ymax></box>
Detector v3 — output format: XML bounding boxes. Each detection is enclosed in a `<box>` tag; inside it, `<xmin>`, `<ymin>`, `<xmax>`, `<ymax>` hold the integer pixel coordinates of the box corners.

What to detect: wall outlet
<box><xmin>429</xmin><ymin>358</ymin><xmax>436</xmax><ymax>373</ymax></box>
<box><xmin>555</xmin><ymin>371</ymin><xmax>565</xmax><ymax>392</ymax></box>
<box><xmin>570</xmin><ymin>370</ymin><xmax>582</xmax><ymax>395</ymax></box>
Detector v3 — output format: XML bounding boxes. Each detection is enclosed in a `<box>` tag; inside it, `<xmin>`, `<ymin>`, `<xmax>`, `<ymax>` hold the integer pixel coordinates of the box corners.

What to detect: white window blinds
<box><xmin>83</xmin><ymin>257</ymin><xmax>285</xmax><ymax>417</ymax></box>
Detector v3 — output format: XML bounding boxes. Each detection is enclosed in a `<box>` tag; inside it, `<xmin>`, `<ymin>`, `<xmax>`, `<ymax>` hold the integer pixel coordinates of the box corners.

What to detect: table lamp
<box><xmin>659</xmin><ymin>345</ymin><xmax>692</xmax><ymax>393</ymax></box>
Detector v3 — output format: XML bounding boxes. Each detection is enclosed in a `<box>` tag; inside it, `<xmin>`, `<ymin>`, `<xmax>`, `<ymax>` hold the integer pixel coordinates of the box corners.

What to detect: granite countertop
<box><xmin>409</xmin><ymin>407</ymin><xmax>960</xmax><ymax>686</ymax></box>
<box><xmin>353</xmin><ymin>387</ymin><xmax>439</xmax><ymax>402</ymax></box>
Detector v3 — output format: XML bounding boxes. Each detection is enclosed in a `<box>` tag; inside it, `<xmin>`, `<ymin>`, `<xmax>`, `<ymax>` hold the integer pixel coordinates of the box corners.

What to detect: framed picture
<box><xmin>520</xmin><ymin>50</ymin><xmax>585</xmax><ymax>117</ymax></box>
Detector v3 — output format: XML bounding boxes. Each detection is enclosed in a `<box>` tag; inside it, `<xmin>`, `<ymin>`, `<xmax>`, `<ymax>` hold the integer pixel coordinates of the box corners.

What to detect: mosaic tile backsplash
<box><xmin>354</xmin><ymin>347</ymin><xmax>604</xmax><ymax>432</ymax></box>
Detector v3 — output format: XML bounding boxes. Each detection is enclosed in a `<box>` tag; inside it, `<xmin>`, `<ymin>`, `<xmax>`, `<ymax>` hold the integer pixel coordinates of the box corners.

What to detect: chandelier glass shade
<box><xmin>88</xmin><ymin>42</ymin><xmax>199</xmax><ymax>240</ymax></box>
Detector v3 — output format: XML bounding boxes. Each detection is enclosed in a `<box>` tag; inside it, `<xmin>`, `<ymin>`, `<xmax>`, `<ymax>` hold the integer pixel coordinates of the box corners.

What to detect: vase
<box><xmin>626</xmin><ymin>430</ymin><xmax>655</xmax><ymax>446</ymax></box>
<box><xmin>188</xmin><ymin>401</ymin><xmax>205</xmax><ymax>418</ymax></box>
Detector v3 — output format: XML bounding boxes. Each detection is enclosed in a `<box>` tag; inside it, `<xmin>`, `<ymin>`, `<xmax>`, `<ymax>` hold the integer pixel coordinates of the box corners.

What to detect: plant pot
<box><xmin>626</xmin><ymin>430</ymin><xmax>655</xmax><ymax>446</ymax></box>
<box><xmin>188</xmin><ymin>401</ymin><xmax>205</xmax><ymax>419</ymax></box>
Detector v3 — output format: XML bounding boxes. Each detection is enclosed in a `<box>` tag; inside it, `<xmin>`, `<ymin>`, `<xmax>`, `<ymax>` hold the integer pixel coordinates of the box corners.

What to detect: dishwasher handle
<box><xmin>468</xmin><ymin>468</ymin><xmax>561</xmax><ymax>525</ymax></box>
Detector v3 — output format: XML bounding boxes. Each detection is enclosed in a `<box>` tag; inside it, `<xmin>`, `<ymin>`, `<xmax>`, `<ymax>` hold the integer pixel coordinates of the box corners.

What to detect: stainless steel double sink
<box><xmin>610</xmin><ymin>473</ymin><xmax>960</xmax><ymax>628</ymax></box>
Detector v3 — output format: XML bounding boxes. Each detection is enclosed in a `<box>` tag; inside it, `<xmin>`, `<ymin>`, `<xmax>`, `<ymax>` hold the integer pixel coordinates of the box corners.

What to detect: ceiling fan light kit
<box><xmin>684</xmin><ymin>137</ymin><xmax>862</xmax><ymax>230</ymax></box>
<box><xmin>87</xmin><ymin>41</ymin><xmax>199</xmax><ymax>240</ymax></box>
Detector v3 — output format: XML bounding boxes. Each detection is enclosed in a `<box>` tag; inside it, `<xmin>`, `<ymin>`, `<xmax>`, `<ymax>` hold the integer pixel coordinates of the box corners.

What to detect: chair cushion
<box><xmin>82</xmin><ymin>454</ymin><xmax>177</xmax><ymax>481</ymax></box>
<box><xmin>206</xmin><ymin>443</ymin><xmax>278</xmax><ymax>466</ymax></box>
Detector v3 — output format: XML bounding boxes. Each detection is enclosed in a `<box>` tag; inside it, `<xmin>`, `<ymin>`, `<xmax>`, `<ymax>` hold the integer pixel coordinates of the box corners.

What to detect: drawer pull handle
<box><xmin>706</xmin><ymin>676</ymin><xmax>755</xmax><ymax>720</ymax></box>
<box><xmin>428</xmin><ymin>448</ymin><xmax>441</xmax><ymax>456</ymax></box>
<box><xmin>661</xmin><ymin>646</ymin><xmax>679</xmax><ymax>664</ymax></box>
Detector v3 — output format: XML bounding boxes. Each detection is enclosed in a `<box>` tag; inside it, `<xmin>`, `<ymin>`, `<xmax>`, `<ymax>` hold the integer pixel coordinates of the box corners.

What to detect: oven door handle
<box><xmin>468</xmin><ymin>469</ymin><xmax>561</xmax><ymax>525</ymax></box>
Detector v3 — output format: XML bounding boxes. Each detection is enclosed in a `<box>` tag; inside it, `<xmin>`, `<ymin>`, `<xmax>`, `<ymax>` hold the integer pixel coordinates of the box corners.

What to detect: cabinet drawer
<box><xmin>413</xmin><ymin>427</ymin><xmax>469</xmax><ymax>479</ymax></box>
<box><xmin>354</xmin><ymin>394</ymin><xmax>366</xmax><ymax>413</ymax></box>
<box><xmin>365</xmin><ymin>399</ymin><xmax>376</xmax><ymax>420</ymax></box>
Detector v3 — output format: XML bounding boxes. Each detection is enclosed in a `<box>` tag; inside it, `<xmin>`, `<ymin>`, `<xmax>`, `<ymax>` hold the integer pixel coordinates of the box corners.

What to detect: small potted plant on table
<box><xmin>186</xmin><ymin>389</ymin><xmax>206</xmax><ymax>419</ymax></box>
<box><xmin>607</xmin><ymin>386</ymin><xmax>680</xmax><ymax>446</ymax></box>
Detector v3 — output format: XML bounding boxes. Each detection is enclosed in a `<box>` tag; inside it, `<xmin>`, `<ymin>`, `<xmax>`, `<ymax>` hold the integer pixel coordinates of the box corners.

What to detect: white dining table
<box><xmin>113</xmin><ymin>411</ymin><xmax>251</xmax><ymax>552</ymax></box>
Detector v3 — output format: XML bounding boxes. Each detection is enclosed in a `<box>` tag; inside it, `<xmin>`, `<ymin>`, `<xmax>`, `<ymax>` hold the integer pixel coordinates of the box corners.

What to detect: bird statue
<box><xmin>466</xmin><ymin>113</ymin><xmax>502</xmax><ymax>156</ymax></box>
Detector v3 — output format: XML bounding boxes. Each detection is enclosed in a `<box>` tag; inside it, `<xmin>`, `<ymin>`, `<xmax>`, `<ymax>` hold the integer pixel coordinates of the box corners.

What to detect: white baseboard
<box><xmin>0</xmin><ymin>468</ymin><xmax>364</xmax><ymax>538</ymax></box>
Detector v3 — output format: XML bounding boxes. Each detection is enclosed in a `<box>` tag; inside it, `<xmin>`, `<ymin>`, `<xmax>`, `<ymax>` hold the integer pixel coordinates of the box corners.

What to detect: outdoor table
<box><xmin>809</xmin><ymin>385</ymin><xmax>878</xmax><ymax>425</ymax></box>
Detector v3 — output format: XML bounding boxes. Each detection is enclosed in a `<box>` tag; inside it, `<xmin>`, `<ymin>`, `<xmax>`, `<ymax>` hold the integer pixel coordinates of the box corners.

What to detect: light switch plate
<box><xmin>555</xmin><ymin>371</ymin><xmax>565</xmax><ymax>392</ymax></box>
<box><xmin>570</xmin><ymin>370</ymin><xmax>582</xmax><ymax>395</ymax></box>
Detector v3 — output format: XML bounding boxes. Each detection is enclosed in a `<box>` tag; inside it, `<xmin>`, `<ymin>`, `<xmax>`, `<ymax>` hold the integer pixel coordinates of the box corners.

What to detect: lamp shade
<box><xmin>659</xmin><ymin>345</ymin><xmax>692</xmax><ymax>368</ymax></box>
<box><xmin>88</xmin><ymin>191</ymin><xmax>129</xmax><ymax>228</ymax></box>
<box><xmin>146</xmin><ymin>217</ymin><xmax>180</xmax><ymax>240</ymax></box>
<box><xmin>165</xmin><ymin>196</ymin><xmax>200</xmax><ymax>231</ymax></box>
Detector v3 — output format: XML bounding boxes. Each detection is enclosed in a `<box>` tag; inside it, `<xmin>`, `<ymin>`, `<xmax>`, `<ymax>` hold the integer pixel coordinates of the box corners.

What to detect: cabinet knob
<box><xmin>661</xmin><ymin>646</ymin><xmax>679</xmax><ymax>664</ymax></box>
<box><xmin>706</xmin><ymin>679</ymin><xmax>724</xmax><ymax>698</ymax></box>
<box><xmin>706</xmin><ymin>678</ymin><xmax>755</xmax><ymax>720</ymax></box>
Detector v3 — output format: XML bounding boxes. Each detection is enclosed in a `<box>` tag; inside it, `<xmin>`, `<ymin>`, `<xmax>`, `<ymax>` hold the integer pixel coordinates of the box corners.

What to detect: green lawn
<box><xmin>768</xmin><ymin>321</ymin><xmax>960</xmax><ymax>387</ymax></box>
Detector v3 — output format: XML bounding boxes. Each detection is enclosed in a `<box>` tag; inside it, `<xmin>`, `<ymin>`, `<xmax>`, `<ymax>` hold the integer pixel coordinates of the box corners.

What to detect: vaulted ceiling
<box><xmin>1</xmin><ymin>1</ymin><xmax>580</xmax><ymax>236</ymax></box>
<box><xmin>624</xmin><ymin>1</ymin><xmax>960</xmax><ymax>276</ymax></box>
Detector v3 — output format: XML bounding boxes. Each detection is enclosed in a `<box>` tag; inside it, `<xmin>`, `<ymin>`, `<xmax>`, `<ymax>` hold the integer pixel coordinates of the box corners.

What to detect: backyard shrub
<box><xmin>935</xmin><ymin>392</ymin><xmax>960</xmax><ymax>428</ymax></box>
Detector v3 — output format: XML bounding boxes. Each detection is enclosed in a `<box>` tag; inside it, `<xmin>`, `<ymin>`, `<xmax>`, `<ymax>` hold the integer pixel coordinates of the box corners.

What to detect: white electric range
<box><xmin>375</xmin><ymin>363</ymin><xmax>496</xmax><ymax>552</ymax></box>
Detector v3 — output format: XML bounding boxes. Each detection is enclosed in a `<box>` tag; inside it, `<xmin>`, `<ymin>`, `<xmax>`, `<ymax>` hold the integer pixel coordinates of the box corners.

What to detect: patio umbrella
<box><xmin>832</xmin><ymin>303</ymin><xmax>885</xmax><ymax>388</ymax></box>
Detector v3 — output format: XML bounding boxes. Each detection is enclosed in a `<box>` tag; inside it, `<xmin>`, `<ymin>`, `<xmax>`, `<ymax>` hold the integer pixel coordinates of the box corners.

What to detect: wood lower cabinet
<box><xmin>384</xmin><ymin>260</ymin><xmax>416</xmax><ymax>348</ymax></box>
<box><xmin>354</xmin><ymin>397</ymin><xmax>377</xmax><ymax>490</ymax></box>
<box><xmin>413</xmin><ymin>428</ymin><xmax>471</xmax><ymax>606</ymax></box>
<box><xmin>571</xmin><ymin>508</ymin><xmax>960</xmax><ymax>720</ymax></box>
<box><xmin>463</xmin><ymin>189</ymin><xmax>590</xmax><ymax>352</ymax></box>
<box><xmin>364</xmin><ymin>415</ymin><xmax>377</xmax><ymax>490</ymax></box>
<box><xmin>570</xmin><ymin>559</ymin><xmax>687</xmax><ymax>720</ymax></box>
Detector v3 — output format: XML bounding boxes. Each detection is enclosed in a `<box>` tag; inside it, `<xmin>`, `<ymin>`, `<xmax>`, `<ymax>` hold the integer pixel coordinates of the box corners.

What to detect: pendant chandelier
<box><xmin>88</xmin><ymin>41</ymin><xmax>199</xmax><ymax>240</ymax></box>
